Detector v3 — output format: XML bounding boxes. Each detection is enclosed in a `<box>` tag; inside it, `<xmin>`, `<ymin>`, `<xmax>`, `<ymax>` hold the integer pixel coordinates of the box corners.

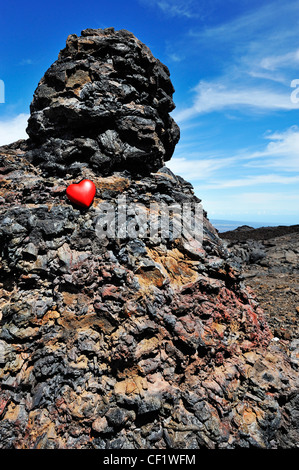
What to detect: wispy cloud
<box><xmin>18</xmin><ymin>58</ymin><xmax>34</xmax><ymax>66</ymax></box>
<box><xmin>200</xmin><ymin>174</ymin><xmax>299</xmax><ymax>190</ymax></box>
<box><xmin>0</xmin><ymin>114</ymin><xmax>29</xmax><ymax>146</ymax></box>
<box><xmin>139</xmin><ymin>0</ymin><xmax>200</xmax><ymax>18</ymax></box>
<box><xmin>173</xmin><ymin>80</ymin><xmax>298</xmax><ymax>122</ymax></box>
<box><xmin>169</xmin><ymin>125</ymin><xmax>299</xmax><ymax>194</ymax></box>
<box><xmin>199</xmin><ymin>190</ymin><xmax>299</xmax><ymax>222</ymax></box>
<box><xmin>243</xmin><ymin>126</ymin><xmax>299</xmax><ymax>171</ymax></box>
<box><xmin>259</xmin><ymin>50</ymin><xmax>299</xmax><ymax>72</ymax></box>
<box><xmin>162</xmin><ymin>1</ymin><xmax>299</xmax><ymax>223</ymax></box>
<box><xmin>167</xmin><ymin>52</ymin><xmax>184</xmax><ymax>63</ymax></box>
<box><xmin>172</xmin><ymin>1</ymin><xmax>299</xmax><ymax>122</ymax></box>
<box><xmin>189</xmin><ymin>1</ymin><xmax>299</xmax><ymax>47</ymax></box>
<box><xmin>167</xmin><ymin>155</ymin><xmax>236</xmax><ymax>181</ymax></box>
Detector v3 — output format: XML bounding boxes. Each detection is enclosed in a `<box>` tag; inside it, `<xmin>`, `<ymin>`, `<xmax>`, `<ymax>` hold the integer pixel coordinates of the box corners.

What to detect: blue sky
<box><xmin>0</xmin><ymin>0</ymin><xmax>299</xmax><ymax>225</ymax></box>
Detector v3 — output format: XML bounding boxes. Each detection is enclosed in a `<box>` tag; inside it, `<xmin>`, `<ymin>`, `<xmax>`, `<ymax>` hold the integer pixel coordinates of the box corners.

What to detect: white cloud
<box><xmin>171</xmin><ymin>2</ymin><xmax>299</xmax><ymax>122</ymax></box>
<box><xmin>198</xmin><ymin>190</ymin><xmax>299</xmax><ymax>223</ymax></box>
<box><xmin>139</xmin><ymin>0</ymin><xmax>200</xmax><ymax>18</ymax></box>
<box><xmin>167</xmin><ymin>155</ymin><xmax>236</xmax><ymax>180</ymax></box>
<box><xmin>167</xmin><ymin>1</ymin><xmax>299</xmax><ymax>224</ymax></box>
<box><xmin>0</xmin><ymin>80</ymin><xmax>4</xmax><ymax>104</ymax></box>
<box><xmin>199</xmin><ymin>174</ymin><xmax>299</xmax><ymax>190</ymax></box>
<box><xmin>19</xmin><ymin>59</ymin><xmax>34</xmax><ymax>66</ymax></box>
<box><xmin>169</xmin><ymin>125</ymin><xmax>299</xmax><ymax>192</ymax></box>
<box><xmin>0</xmin><ymin>114</ymin><xmax>29</xmax><ymax>146</ymax></box>
<box><xmin>173</xmin><ymin>80</ymin><xmax>298</xmax><ymax>122</ymax></box>
<box><xmin>237</xmin><ymin>192</ymin><xmax>299</xmax><ymax>205</ymax></box>
<box><xmin>242</xmin><ymin>126</ymin><xmax>299</xmax><ymax>171</ymax></box>
<box><xmin>242</xmin><ymin>48</ymin><xmax>299</xmax><ymax>85</ymax></box>
<box><xmin>259</xmin><ymin>50</ymin><xmax>299</xmax><ymax>72</ymax></box>
<box><xmin>189</xmin><ymin>1</ymin><xmax>299</xmax><ymax>46</ymax></box>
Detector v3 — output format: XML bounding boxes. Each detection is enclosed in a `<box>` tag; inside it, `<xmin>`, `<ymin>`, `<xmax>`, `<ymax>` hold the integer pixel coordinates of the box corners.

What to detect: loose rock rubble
<box><xmin>0</xmin><ymin>28</ymin><xmax>298</xmax><ymax>449</ymax></box>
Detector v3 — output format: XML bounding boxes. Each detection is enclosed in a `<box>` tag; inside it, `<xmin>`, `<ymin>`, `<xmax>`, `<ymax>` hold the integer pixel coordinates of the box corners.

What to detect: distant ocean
<box><xmin>210</xmin><ymin>219</ymin><xmax>279</xmax><ymax>233</ymax></box>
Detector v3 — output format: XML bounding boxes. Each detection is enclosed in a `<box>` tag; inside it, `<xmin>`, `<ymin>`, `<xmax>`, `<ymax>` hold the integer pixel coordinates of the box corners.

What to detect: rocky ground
<box><xmin>220</xmin><ymin>225</ymin><xmax>299</xmax><ymax>365</ymax></box>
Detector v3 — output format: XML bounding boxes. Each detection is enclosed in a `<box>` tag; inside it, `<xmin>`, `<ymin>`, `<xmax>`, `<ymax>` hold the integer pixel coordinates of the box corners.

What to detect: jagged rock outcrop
<box><xmin>0</xmin><ymin>28</ymin><xmax>298</xmax><ymax>449</ymax></box>
<box><xmin>25</xmin><ymin>27</ymin><xmax>179</xmax><ymax>176</ymax></box>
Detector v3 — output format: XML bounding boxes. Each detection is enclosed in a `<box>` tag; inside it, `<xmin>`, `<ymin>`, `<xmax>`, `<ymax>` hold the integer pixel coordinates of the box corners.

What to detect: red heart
<box><xmin>66</xmin><ymin>179</ymin><xmax>96</xmax><ymax>208</ymax></box>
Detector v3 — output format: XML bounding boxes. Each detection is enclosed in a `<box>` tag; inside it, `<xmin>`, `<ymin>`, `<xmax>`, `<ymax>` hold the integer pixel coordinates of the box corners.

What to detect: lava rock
<box><xmin>25</xmin><ymin>28</ymin><xmax>180</xmax><ymax>176</ymax></box>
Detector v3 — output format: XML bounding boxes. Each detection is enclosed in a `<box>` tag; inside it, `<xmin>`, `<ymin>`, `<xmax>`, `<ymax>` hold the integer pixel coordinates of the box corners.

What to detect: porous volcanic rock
<box><xmin>25</xmin><ymin>27</ymin><xmax>180</xmax><ymax>176</ymax></box>
<box><xmin>0</xmin><ymin>29</ymin><xmax>298</xmax><ymax>449</ymax></box>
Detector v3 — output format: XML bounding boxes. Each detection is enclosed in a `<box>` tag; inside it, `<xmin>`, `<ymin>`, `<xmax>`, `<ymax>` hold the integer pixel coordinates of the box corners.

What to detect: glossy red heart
<box><xmin>66</xmin><ymin>179</ymin><xmax>96</xmax><ymax>208</ymax></box>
